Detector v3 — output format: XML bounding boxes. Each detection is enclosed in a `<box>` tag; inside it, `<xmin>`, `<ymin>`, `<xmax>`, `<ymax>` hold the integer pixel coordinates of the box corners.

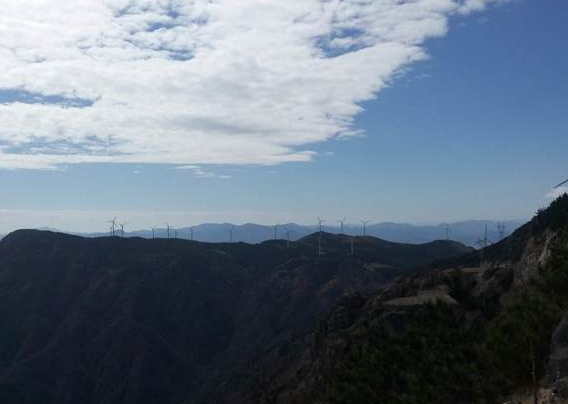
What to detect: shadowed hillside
<box><xmin>0</xmin><ymin>230</ymin><xmax>470</xmax><ymax>404</ymax></box>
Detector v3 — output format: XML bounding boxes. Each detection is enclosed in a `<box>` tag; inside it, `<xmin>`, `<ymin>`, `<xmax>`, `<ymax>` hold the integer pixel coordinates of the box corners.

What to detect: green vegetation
<box><xmin>328</xmin><ymin>303</ymin><xmax>488</xmax><ymax>404</ymax></box>
<box><xmin>484</xmin><ymin>236</ymin><xmax>568</xmax><ymax>397</ymax></box>
<box><xmin>327</xmin><ymin>228</ymin><xmax>568</xmax><ymax>404</ymax></box>
<box><xmin>535</xmin><ymin>194</ymin><xmax>568</xmax><ymax>232</ymax></box>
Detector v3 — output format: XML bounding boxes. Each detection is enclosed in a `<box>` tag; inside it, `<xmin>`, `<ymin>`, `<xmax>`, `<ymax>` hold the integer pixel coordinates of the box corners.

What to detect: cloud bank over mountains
<box><xmin>0</xmin><ymin>0</ymin><xmax>506</xmax><ymax>169</ymax></box>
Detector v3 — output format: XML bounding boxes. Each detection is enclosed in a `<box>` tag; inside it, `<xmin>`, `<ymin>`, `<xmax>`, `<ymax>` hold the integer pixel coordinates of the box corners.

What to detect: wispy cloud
<box><xmin>174</xmin><ymin>164</ymin><xmax>230</xmax><ymax>179</ymax></box>
<box><xmin>0</xmin><ymin>0</ymin><xmax>507</xmax><ymax>170</ymax></box>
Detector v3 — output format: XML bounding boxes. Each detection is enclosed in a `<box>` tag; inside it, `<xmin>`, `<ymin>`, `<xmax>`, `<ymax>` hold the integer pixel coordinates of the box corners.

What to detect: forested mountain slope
<box><xmin>0</xmin><ymin>230</ymin><xmax>470</xmax><ymax>404</ymax></box>
<box><xmin>267</xmin><ymin>195</ymin><xmax>568</xmax><ymax>404</ymax></box>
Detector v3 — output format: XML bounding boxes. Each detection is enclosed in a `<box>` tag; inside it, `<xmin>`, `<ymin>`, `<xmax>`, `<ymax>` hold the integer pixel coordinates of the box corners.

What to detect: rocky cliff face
<box><xmin>265</xmin><ymin>195</ymin><xmax>568</xmax><ymax>404</ymax></box>
<box><xmin>550</xmin><ymin>318</ymin><xmax>568</xmax><ymax>389</ymax></box>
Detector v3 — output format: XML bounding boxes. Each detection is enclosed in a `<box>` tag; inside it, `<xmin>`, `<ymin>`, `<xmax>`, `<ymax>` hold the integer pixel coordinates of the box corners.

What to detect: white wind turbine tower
<box><xmin>361</xmin><ymin>220</ymin><xmax>370</xmax><ymax>236</ymax></box>
<box><xmin>107</xmin><ymin>217</ymin><xmax>117</xmax><ymax>237</ymax></box>
<box><xmin>152</xmin><ymin>227</ymin><xmax>156</xmax><ymax>239</ymax></box>
<box><xmin>227</xmin><ymin>226</ymin><xmax>235</xmax><ymax>243</ymax></box>
<box><xmin>347</xmin><ymin>222</ymin><xmax>355</xmax><ymax>256</ymax></box>
<box><xmin>273</xmin><ymin>224</ymin><xmax>279</xmax><ymax>240</ymax></box>
<box><xmin>119</xmin><ymin>223</ymin><xmax>125</xmax><ymax>238</ymax></box>
<box><xmin>317</xmin><ymin>217</ymin><xmax>325</xmax><ymax>256</ymax></box>
<box><xmin>165</xmin><ymin>223</ymin><xmax>171</xmax><ymax>239</ymax></box>
<box><xmin>338</xmin><ymin>218</ymin><xmax>346</xmax><ymax>235</ymax></box>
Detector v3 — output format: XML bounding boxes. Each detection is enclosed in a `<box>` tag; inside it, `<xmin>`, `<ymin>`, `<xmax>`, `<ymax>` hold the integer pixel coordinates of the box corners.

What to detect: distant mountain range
<box><xmin>60</xmin><ymin>219</ymin><xmax>523</xmax><ymax>247</ymax></box>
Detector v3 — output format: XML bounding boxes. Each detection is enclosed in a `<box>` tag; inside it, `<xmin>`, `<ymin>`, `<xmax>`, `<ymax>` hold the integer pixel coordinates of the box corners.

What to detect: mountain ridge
<box><xmin>0</xmin><ymin>228</ymin><xmax>472</xmax><ymax>404</ymax></box>
<box><xmin>0</xmin><ymin>219</ymin><xmax>522</xmax><ymax>247</ymax></box>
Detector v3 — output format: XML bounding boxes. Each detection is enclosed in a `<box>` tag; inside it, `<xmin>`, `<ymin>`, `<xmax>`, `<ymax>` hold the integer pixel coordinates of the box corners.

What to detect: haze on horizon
<box><xmin>0</xmin><ymin>0</ymin><xmax>566</xmax><ymax>233</ymax></box>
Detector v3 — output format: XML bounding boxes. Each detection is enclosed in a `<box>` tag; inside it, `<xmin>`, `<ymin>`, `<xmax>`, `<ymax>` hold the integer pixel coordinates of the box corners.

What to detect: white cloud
<box><xmin>174</xmin><ymin>164</ymin><xmax>229</xmax><ymax>178</ymax></box>
<box><xmin>0</xmin><ymin>0</ymin><xmax>506</xmax><ymax>170</ymax></box>
<box><xmin>457</xmin><ymin>0</ymin><xmax>510</xmax><ymax>14</ymax></box>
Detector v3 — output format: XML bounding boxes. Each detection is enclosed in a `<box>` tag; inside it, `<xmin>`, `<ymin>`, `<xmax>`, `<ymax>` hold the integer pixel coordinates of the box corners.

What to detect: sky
<box><xmin>0</xmin><ymin>0</ymin><xmax>567</xmax><ymax>233</ymax></box>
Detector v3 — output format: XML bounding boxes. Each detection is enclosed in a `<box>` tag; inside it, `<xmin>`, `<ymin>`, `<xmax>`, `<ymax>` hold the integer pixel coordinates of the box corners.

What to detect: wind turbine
<box><xmin>165</xmin><ymin>223</ymin><xmax>171</xmax><ymax>239</ymax></box>
<box><xmin>338</xmin><ymin>218</ymin><xmax>346</xmax><ymax>235</ymax></box>
<box><xmin>317</xmin><ymin>217</ymin><xmax>325</xmax><ymax>256</ymax></box>
<box><xmin>119</xmin><ymin>223</ymin><xmax>125</xmax><ymax>238</ymax></box>
<box><xmin>273</xmin><ymin>224</ymin><xmax>279</xmax><ymax>240</ymax></box>
<box><xmin>227</xmin><ymin>226</ymin><xmax>235</xmax><ymax>243</ymax></box>
<box><xmin>347</xmin><ymin>223</ymin><xmax>355</xmax><ymax>256</ymax></box>
<box><xmin>107</xmin><ymin>217</ymin><xmax>117</xmax><ymax>237</ymax></box>
<box><xmin>361</xmin><ymin>220</ymin><xmax>370</xmax><ymax>237</ymax></box>
<box><xmin>445</xmin><ymin>225</ymin><xmax>451</xmax><ymax>240</ymax></box>
<box><xmin>152</xmin><ymin>227</ymin><xmax>155</xmax><ymax>239</ymax></box>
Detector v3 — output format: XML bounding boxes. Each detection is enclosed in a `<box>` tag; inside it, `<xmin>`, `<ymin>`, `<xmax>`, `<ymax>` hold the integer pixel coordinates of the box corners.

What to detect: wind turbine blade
<box><xmin>554</xmin><ymin>178</ymin><xmax>568</xmax><ymax>189</ymax></box>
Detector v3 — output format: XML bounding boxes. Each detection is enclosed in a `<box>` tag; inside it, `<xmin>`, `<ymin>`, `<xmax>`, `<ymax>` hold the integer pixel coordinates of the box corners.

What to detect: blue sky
<box><xmin>0</xmin><ymin>0</ymin><xmax>566</xmax><ymax>232</ymax></box>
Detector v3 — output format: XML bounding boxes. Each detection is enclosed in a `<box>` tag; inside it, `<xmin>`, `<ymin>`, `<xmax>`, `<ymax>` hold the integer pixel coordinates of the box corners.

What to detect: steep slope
<box><xmin>0</xmin><ymin>230</ymin><xmax>470</xmax><ymax>404</ymax></box>
<box><xmin>267</xmin><ymin>195</ymin><xmax>568</xmax><ymax>404</ymax></box>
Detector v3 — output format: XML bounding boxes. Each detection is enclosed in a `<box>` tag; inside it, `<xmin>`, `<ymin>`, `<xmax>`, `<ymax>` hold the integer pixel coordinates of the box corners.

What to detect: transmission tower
<box><xmin>476</xmin><ymin>224</ymin><xmax>493</xmax><ymax>249</ymax></box>
<box><xmin>284</xmin><ymin>227</ymin><xmax>294</xmax><ymax>248</ymax></box>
